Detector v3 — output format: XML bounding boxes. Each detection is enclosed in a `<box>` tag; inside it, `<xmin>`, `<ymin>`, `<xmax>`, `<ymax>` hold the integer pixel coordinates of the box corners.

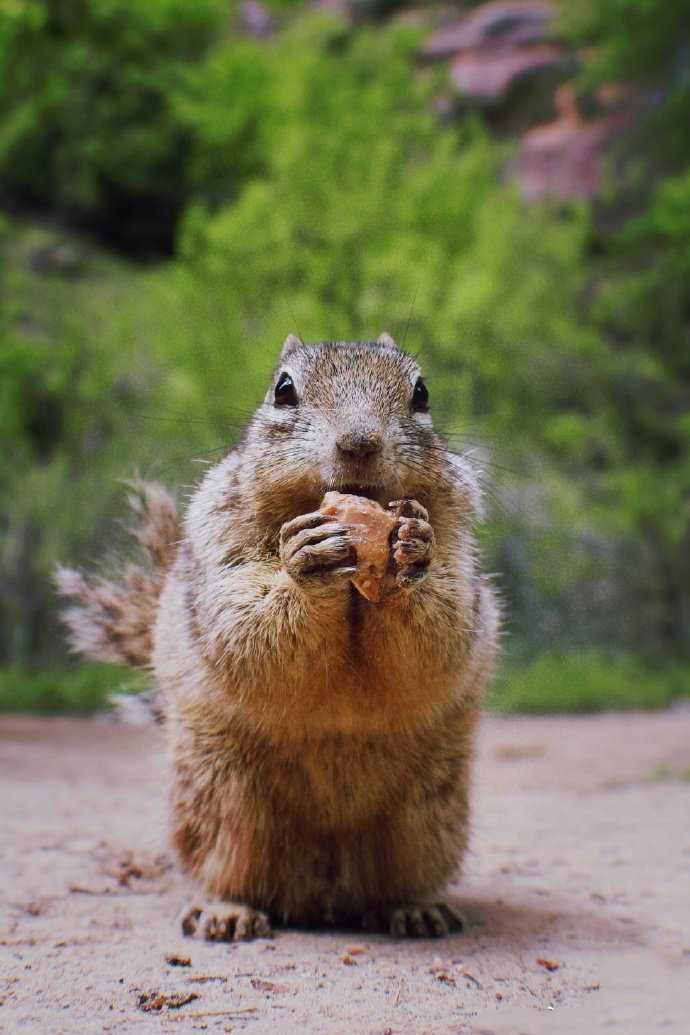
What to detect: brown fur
<box><xmin>55</xmin><ymin>482</ymin><xmax>180</xmax><ymax>667</ymax></box>
<box><xmin>58</xmin><ymin>334</ymin><xmax>499</xmax><ymax>939</ymax></box>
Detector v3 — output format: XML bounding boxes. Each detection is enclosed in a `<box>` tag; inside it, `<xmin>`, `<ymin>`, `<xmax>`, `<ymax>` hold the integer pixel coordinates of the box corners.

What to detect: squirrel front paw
<box><xmin>388</xmin><ymin>499</ymin><xmax>435</xmax><ymax>589</ymax></box>
<box><xmin>280</xmin><ymin>512</ymin><xmax>357</xmax><ymax>585</ymax></box>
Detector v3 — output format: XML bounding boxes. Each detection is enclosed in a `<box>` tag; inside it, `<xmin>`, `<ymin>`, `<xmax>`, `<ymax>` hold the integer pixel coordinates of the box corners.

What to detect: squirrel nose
<box><xmin>337</xmin><ymin>429</ymin><xmax>384</xmax><ymax>458</ymax></box>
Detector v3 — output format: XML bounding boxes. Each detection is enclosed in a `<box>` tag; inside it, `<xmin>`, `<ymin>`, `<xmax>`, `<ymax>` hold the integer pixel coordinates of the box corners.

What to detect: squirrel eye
<box><xmin>274</xmin><ymin>371</ymin><xmax>297</xmax><ymax>407</ymax></box>
<box><xmin>412</xmin><ymin>377</ymin><xmax>429</xmax><ymax>412</ymax></box>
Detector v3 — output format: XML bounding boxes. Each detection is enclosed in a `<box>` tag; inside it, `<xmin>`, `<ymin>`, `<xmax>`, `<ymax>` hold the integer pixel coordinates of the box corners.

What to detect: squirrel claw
<box><xmin>331</xmin><ymin>565</ymin><xmax>358</xmax><ymax>580</ymax></box>
<box><xmin>362</xmin><ymin>901</ymin><xmax>464</xmax><ymax>938</ymax></box>
<box><xmin>387</xmin><ymin>499</ymin><xmax>429</xmax><ymax>522</ymax></box>
<box><xmin>390</xmin><ymin>511</ymin><xmax>435</xmax><ymax>589</ymax></box>
<box><xmin>280</xmin><ymin>511</ymin><xmax>357</xmax><ymax>583</ymax></box>
<box><xmin>179</xmin><ymin>901</ymin><xmax>273</xmax><ymax>942</ymax></box>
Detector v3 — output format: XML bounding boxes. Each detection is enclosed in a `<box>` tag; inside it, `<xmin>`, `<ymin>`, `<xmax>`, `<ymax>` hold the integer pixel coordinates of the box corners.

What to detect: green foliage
<box><xmin>0</xmin><ymin>222</ymin><xmax>192</xmax><ymax>667</ymax></box>
<box><xmin>578</xmin><ymin>172</ymin><xmax>690</xmax><ymax>660</ymax></box>
<box><xmin>647</xmin><ymin>764</ymin><xmax>690</xmax><ymax>783</ymax></box>
<box><xmin>490</xmin><ymin>651</ymin><xmax>690</xmax><ymax>714</ymax></box>
<box><xmin>0</xmin><ymin>0</ymin><xmax>272</xmax><ymax>251</ymax></box>
<box><xmin>563</xmin><ymin>0</ymin><xmax>690</xmax><ymax>94</ymax></box>
<box><xmin>541</xmin><ymin>0</ymin><xmax>690</xmax><ymax>664</ymax></box>
<box><xmin>173</xmin><ymin>39</ymin><xmax>274</xmax><ymax>201</ymax></box>
<box><xmin>0</xmin><ymin>662</ymin><xmax>145</xmax><ymax>715</ymax></box>
<box><xmin>561</xmin><ymin>0</ymin><xmax>690</xmax><ymax>169</ymax></box>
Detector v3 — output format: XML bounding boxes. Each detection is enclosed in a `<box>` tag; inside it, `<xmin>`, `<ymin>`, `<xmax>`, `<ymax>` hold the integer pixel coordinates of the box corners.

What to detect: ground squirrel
<box><xmin>57</xmin><ymin>332</ymin><xmax>499</xmax><ymax>940</ymax></box>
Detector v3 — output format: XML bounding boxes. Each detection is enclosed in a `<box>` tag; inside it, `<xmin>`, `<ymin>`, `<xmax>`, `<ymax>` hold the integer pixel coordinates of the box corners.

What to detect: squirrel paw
<box><xmin>388</xmin><ymin>500</ymin><xmax>435</xmax><ymax>589</ymax></box>
<box><xmin>179</xmin><ymin>901</ymin><xmax>273</xmax><ymax>942</ymax></box>
<box><xmin>280</xmin><ymin>512</ymin><xmax>356</xmax><ymax>585</ymax></box>
<box><xmin>362</xmin><ymin>900</ymin><xmax>464</xmax><ymax>938</ymax></box>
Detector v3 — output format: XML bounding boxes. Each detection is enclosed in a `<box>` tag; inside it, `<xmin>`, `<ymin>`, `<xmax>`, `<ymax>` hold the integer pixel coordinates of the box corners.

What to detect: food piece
<box><xmin>320</xmin><ymin>492</ymin><xmax>397</xmax><ymax>602</ymax></box>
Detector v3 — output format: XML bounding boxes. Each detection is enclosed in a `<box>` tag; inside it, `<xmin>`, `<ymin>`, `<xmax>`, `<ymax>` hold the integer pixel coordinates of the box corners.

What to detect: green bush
<box><xmin>0</xmin><ymin>0</ymin><xmax>272</xmax><ymax>252</ymax></box>
<box><xmin>0</xmin><ymin>222</ymin><xmax>189</xmax><ymax>667</ymax></box>
<box><xmin>0</xmin><ymin>662</ymin><xmax>146</xmax><ymax>715</ymax></box>
<box><xmin>490</xmin><ymin>650</ymin><xmax>690</xmax><ymax>714</ymax></box>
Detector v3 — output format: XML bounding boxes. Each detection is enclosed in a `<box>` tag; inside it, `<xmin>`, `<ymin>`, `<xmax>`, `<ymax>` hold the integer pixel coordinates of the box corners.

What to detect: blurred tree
<box><xmin>0</xmin><ymin>0</ymin><xmax>271</xmax><ymax>253</ymax></box>
<box><xmin>563</xmin><ymin>0</ymin><xmax>690</xmax><ymax>165</ymax></box>
<box><xmin>0</xmin><ymin>221</ymin><xmax>166</xmax><ymax>667</ymax></box>
<box><xmin>555</xmin><ymin>0</ymin><xmax>690</xmax><ymax>660</ymax></box>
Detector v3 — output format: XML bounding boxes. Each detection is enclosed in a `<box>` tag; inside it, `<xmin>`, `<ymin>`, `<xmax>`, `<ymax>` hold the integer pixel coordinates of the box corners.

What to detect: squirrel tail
<box><xmin>55</xmin><ymin>482</ymin><xmax>181</xmax><ymax>669</ymax></box>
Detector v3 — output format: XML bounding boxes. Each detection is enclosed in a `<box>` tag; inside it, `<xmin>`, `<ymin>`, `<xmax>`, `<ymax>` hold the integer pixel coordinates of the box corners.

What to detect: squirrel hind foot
<box><xmin>362</xmin><ymin>900</ymin><xmax>465</xmax><ymax>939</ymax></box>
<box><xmin>179</xmin><ymin>901</ymin><xmax>273</xmax><ymax>942</ymax></box>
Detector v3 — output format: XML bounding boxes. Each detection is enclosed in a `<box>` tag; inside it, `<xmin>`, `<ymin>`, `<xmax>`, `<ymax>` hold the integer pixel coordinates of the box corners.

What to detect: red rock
<box><xmin>424</xmin><ymin>0</ymin><xmax>554</xmax><ymax>59</ymax></box>
<box><xmin>450</xmin><ymin>42</ymin><xmax>567</xmax><ymax>102</ymax></box>
<box><xmin>510</xmin><ymin>84</ymin><xmax>632</xmax><ymax>201</ymax></box>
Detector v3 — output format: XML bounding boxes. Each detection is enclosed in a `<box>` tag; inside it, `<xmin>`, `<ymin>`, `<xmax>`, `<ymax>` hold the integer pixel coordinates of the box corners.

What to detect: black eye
<box><xmin>412</xmin><ymin>377</ymin><xmax>429</xmax><ymax>412</ymax></box>
<box><xmin>274</xmin><ymin>371</ymin><xmax>297</xmax><ymax>407</ymax></box>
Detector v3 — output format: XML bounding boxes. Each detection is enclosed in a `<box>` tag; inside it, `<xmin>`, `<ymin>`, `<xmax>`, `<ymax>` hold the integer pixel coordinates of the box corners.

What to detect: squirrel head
<box><xmin>240</xmin><ymin>333</ymin><xmax>445</xmax><ymax>512</ymax></box>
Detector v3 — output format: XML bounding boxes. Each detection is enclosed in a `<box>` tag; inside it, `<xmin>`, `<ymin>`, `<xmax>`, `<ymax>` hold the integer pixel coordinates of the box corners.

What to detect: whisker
<box><xmin>402</xmin><ymin>290</ymin><xmax>418</xmax><ymax>350</ymax></box>
<box><xmin>282</xmin><ymin>295</ymin><xmax>304</xmax><ymax>344</ymax></box>
<box><xmin>138</xmin><ymin>414</ymin><xmax>246</xmax><ymax>431</ymax></box>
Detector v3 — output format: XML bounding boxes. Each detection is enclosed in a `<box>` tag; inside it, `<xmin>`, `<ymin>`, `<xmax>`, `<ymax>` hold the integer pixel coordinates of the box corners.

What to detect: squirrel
<box><xmin>56</xmin><ymin>332</ymin><xmax>499</xmax><ymax>940</ymax></box>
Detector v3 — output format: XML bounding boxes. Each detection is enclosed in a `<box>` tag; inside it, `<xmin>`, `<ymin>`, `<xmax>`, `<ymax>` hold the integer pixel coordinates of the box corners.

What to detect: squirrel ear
<box><xmin>376</xmin><ymin>332</ymin><xmax>398</xmax><ymax>350</ymax></box>
<box><xmin>280</xmin><ymin>334</ymin><xmax>303</xmax><ymax>360</ymax></box>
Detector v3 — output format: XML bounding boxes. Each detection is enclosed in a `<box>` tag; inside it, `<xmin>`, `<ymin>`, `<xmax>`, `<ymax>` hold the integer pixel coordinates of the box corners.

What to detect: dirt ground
<box><xmin>1</xmin><ymin>709</ymin><xmax>689</xmax><ymax>1035</ymax></box>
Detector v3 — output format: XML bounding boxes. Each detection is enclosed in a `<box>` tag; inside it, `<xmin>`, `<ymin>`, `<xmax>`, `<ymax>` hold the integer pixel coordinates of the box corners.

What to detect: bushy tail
<box><xmin>55</xmin><ymin>482</ymin><xmax>181</xmax><ymax>669</ymax></box>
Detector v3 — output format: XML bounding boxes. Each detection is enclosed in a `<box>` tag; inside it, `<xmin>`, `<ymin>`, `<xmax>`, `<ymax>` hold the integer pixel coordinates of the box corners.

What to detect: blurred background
<box><xmin>0</xmin><ymin>0</ymin><xmax>688</xmax><ymax>714</ymax></box>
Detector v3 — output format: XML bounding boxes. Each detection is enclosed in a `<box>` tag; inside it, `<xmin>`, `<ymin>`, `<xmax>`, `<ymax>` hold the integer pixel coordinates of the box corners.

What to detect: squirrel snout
<box><xmin>336</xmin><ymin>429</ymin><xmax>384</xmax><ymax>459</ymax></box>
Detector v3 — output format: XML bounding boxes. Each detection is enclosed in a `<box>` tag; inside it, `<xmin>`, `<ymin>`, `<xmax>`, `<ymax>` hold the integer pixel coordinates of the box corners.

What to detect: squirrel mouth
<box><xmin>328</xmin><ymin>483</ymin><xmax>383</xmax><ymax>503</ymax></box>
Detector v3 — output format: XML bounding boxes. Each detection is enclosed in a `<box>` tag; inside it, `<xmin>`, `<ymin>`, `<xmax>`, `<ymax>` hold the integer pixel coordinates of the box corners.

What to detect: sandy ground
<box><xmin>1</xmin><ymin>709</ymin><xmax>689</xmax><ymax>1035</ymax></box>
